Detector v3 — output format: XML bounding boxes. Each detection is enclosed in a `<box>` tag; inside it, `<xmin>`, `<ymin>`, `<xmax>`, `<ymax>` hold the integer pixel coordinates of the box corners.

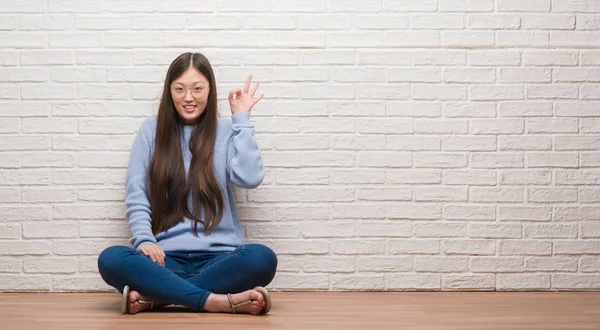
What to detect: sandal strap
<box><xmin>227</xmin><ymin>294</ymin><xmax>252</xmax><ymax>314</ymax></box>
<box><xmin>138</xmin><ymin>299</ymin><xmax>154</xmax><ymax>310</ymax></box>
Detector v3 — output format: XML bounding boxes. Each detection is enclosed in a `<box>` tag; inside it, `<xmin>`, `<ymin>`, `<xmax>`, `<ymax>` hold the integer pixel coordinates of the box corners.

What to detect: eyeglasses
<box><xmin>171</xmin><ymin>85</ymin><xmax>210</xmax><ymax>98</ymax></box>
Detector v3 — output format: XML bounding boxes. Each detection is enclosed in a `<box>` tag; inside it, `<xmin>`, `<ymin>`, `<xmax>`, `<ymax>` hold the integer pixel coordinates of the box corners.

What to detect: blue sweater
<box><xmin>125</xmin><ymin>112</ymin><xmax>265</xmax><ymax>252</ymax></box>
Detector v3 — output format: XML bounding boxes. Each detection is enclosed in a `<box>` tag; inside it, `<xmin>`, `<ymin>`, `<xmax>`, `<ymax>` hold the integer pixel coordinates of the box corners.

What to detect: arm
<box><xmin>125</xmin><ymin>121</ymin><xmax>157</xmax><ymax>249</ymax></box>
<box><xmin>227</xmin><ymin>111</ymin><xmax>266</xmax><ymax>189</ymax></box>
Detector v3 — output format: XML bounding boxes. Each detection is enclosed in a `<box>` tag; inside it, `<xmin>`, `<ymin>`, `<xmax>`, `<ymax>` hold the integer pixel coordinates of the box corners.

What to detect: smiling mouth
<box><xmin>183</xmin><ymin>105</ymin><xmax>196</xmax><ymax>113</ymax></box>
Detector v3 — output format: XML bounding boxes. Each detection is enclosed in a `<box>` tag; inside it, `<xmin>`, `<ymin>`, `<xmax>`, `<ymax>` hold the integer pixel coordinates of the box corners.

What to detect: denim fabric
<box><xmin>97</xmin><ymin>243</ymin><xmax>277</xmax><ymax>311</ymax></box>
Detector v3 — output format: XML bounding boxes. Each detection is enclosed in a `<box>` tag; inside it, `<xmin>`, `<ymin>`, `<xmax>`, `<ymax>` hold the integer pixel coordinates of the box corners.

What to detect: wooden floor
<box><xmin>1</xmin><ymin>292</ymin><xmax>599</xmax><ymax>330</ymax></box>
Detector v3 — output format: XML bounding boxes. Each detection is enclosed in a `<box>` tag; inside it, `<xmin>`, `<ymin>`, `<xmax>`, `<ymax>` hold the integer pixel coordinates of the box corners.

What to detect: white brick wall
<box><xmin>1</xmin><ymin>0</ymin><xmax>599</xmax><ymax>292</ymax></box>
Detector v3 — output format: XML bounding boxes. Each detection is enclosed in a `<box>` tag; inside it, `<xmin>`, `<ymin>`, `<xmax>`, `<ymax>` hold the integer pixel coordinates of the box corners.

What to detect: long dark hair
<box><xmin>148</xmin><ymin>52</ymin><xmax>224</xmax><ymax>236</ymax></box>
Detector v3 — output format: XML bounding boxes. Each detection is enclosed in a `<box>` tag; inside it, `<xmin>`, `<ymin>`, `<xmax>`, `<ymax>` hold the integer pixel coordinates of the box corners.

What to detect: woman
<box><xmin>97</xmin><ymin>52</ymin><xmax>277</xmax><ymax>316</ymax></box>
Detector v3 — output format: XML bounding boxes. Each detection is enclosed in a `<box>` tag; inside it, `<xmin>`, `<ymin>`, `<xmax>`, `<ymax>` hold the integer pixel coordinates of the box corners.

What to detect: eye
<box><xmin>175</xmin><ymin>87</ymin><xmax>183</xmax><ymax>92</ymax></box>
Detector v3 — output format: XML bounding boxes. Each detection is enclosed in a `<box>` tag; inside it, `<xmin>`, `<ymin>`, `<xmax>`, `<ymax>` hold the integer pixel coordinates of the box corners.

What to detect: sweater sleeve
<box><xmin>125</xmin><ymin>121</ymin><xmax>157</xmax><ymax>250</ymax></box>
<box><xmin>227</xmin><ymin>112</ymin><xmax>266</xmax><ymax>189</ymax></box>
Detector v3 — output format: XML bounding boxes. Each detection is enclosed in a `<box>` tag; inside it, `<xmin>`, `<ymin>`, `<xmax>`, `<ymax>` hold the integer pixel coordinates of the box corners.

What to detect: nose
<box><xmin>183</xmin><ymin>89</ymin><xmax>194</xmax><ymax>101</ymax></box>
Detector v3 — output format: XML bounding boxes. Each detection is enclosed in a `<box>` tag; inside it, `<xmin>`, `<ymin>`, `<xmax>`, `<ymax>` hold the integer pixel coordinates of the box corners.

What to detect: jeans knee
<box><xmin>245</xmin><ymin>244</ymin><xmax>277</xmax><ymax>281</ymax></box>
<box><xmin>97</xmin><ymin>245</ymin><xmax>133</xmax><ymax>276</ymax></box>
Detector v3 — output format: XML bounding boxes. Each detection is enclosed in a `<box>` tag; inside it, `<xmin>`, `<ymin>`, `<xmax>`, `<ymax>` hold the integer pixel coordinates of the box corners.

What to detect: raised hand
<box><xmin>228</xmin><ymin>74</ymin><xmax>264</xmax><ymax>115</ymax></box>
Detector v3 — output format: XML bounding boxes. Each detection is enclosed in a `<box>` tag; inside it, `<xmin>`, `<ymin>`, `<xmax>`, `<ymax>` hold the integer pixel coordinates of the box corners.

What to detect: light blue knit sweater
<box><xmin>125</xmin><ymin>112</ymin><xmax>265</xmax><ymax>252</ymax></box>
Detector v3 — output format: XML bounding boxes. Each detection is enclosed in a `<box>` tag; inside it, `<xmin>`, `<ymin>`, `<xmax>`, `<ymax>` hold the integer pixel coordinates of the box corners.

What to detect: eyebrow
<box><xmin>172</xmin><ymin>81</ymin><xmax>207</xmax><ymax>85</ymax></box>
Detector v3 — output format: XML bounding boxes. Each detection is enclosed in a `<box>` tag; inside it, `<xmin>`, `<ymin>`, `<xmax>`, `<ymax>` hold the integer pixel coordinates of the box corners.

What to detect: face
<box><xmin>171</xmin><ymin>67</ymin><xmax>210</xmax><ymax>125</ymax></box>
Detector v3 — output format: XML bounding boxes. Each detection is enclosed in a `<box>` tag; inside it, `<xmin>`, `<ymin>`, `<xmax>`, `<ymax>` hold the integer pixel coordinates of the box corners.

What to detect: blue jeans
<box><xmin>97</xmin><ymin>244</ymin><xmax>277</xmax><ymax>311</ymax></box>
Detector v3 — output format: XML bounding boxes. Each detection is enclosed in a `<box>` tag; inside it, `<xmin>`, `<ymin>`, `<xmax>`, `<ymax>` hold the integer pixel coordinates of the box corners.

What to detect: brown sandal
<box><xmin>121</xmin><ymin>285</ymin><xmax>154</xmax><ymax>314</ymax></box>
<box><xmin>226</xmin><ymin>286</ymin><xmax>271</xmax><ymax>315</ymax></box>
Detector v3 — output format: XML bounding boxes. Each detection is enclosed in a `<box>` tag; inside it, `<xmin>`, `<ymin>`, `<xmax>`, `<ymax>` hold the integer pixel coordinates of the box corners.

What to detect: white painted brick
<box><xmin>415</xmin><ymin>257</ymin><xmax>469</xmax><ymax>272</ymax></box>
<box><xmin>527</xmin><ymin>152</ymin><xmax>578</xmax><ymax>168</ymax></box>
<box><xmin>0</xmin><ymin>135</ymin><xmax>49</xmax><ymax>151</ymax></box>
<box><xmin>469</xmin><ymin>50</ymin><xmax>521</xmax><ymax>66</ymax></box>
<box><xmin>271</xmin><ymin>68</ymin><xmax>326</xmax><ymax>83</ymax></box>
<box><xmin>248</xmin><ymin>187</ymin><xmax>353</xmax><ymax>203</ymax></box>
<box><xmin>245</xmin><ymin>223</ymin><xmax>301</xmax><ymax>239</ymax></box>
<box><xmin>441</xmin><ymin>31</ymin><xmax>494</xmax><ymax>47</ymax></box>
<box><xmin>443</xmin><ymin>136</ymin><xmax>495</xmax><ymax>152</ymax></box>
<box><xmin>78</xmin><ymin>51</ymin><xmax>134</xmax><ymax>65</ymax></box>
<box><xmin>442</xmin><ymin>239</ymin><xmax>496</xmax><ymax>255</ymax></box>
<box><xmin>357</xmin><ymin>118</ymin><xmax>412</xmax><ymax>134</ymax></box>
<box><xmin>0</xmin><ymin>51</ymin><xmax>18</xmax><ymax>66</ymax></box>
<box><xmin>0</xmin><ymin>68</ymin><xmax>48</xmax><ymax>82</ymax></box>
<box><xmin>498</xmin><ymin>0</ymin><xmax>551</xmax><ymax>12</ymax></box>
<box><xmin>75</xmin><ymin>16</ymin><xmax>129</xmax><ymax>30</ymax></box>
<box><xmin>23</xmin><ymin>257</ymin><xmax>78</xmax><ymax>274</ymax></box>
<box><xmin>580</xmin><ymin>257</ymin><xmax>600</xmax><ymax>272</ymax></box>
<box><xmin>49</xmin><ymin>32</ymin><xmax>102</xmax><ymax>48</ymax></box>
<box><xmin>0</xmin><ymin>275</ymin><xmax>51</xmax><ymax>291</ymax></box>
<box><xmin>0</xmin><ymin>169</ymin><xmax>49</xmax><ymax>186</ymax></box>
<box><xmin>470</xmin><ymin>187</ymin><xmax>524</xmax><ymax>202</ymax></box>
<box><xmin>498</xmin><ymin>102</ymin><xmax>553</xmax><ymax>117</ymax></box>
<box><xmin>471</xmin><ymin>257</ymin><xmax>524</xmax><ymax>272</ymax></box>
<box><xmin>384</xmin><ymin>31</ymin><xmax>440</xmax><ymax>47</ymax></box>
<box><xmin>414</xmin><ymin>187</ymin><xmax>468</xmax><ymax>202</ymax></box>
<box><xmin>415</xmin><ymin>120</ymin><xmax>467</xmax><ymax>134</ymax></box>
<box><xmin>411</xmin><ymin>14</ymin><xmax>464</xmax><ymax>29</ymax></box>
<box><xmin>388</xmin><ymin>136</ymin><xmax>440</xmax><ymax>151</ymax></box>
<box><xmin>272</xmin><ymin>32</ymin><xmax>326</xmax><ymax>48</ymax></box>
<box><xmin>498</xmin><ymin>68</ymin><xmax>551</xmax><ymax>83</ymax></box>
<box><xmin>470</xmin><ymin>85</ymin><xmax>524</xmax><ymax>101</ymax></box>
<box><xmin>522</xmin><ymin>14</ymin><xmax>575</xmax><ymax>29</ymax></box>
<box><xmin>79</xmin><ymin>222</ymin><xmax>130</xmax><ymax>238</ymax></box>
<box><xmin>22</xmin><ymin>118</ymin><xmax>77</xmax><ymax>133</ymax></box>
<box><xmin>387</xmin><ymin>170</ymin><xmax>441</xmax><ymax>184</ymax></box>
<box><xmin>525</xmin><ymin>257</ymin><xmax>578</xmax><ymax>272</ymax></box>
<box><xmin>357</xmin><ymin>222</ymin><xmax>412</xmax><ymax>237</ymax></box>
<box><xmin>582</xmin><ymin>223</ymin><xmax>600</xmax><ymax>238</ymax></box>
<box><xmin>552</xmin><ymin>274</ymin><xmax>600</xmax><ymax>290</ymax></box>
<box><xmin>523</xmin><ymin>50</ymin><xmax>578</xmax><ymax>66</ymax></box>
<box><xmin>582</xmin><ymin>119</ymin><xmax>600</xmax><ymax>133</ymax></box>
<box><xmin>49</xmin><ymin>203</ymin><xmax>108</xmax><ymax>220</ymax></box>
<box><xmin>384</xmin><ymin>0</ymin><xmax>437</xmax><ymax>12</ymax></box>
<box><xmin>301</xmin><ymin>152</ymin><xmax>354</xmax><ymax>167</ymax></box>
<box><xmin>443</xmin><ymin>68</ymin><xmax>494</xmax><ymax>83</ymax></box>
<box><xmin>22</xmin><ymin>85</ymin><xmax>76</xmax><ymax>100</ymax></box>
<box><xmin>22</xmin><ymin>187</ymin><xmax>76</xmax><ymax>203</ymax></box>
<box><xmin>274</xmin><ymin>1</ymin><xmax>325</xmax><ymax>12</ymax></box>
<box><xmin>388</xmin><ymin>239</ymin><xmax>440</xmax><ymax>254</ymax></box>
<box><xmin>554</xmin><ymin>241</ymin><xmax>600</xmax><ymax>255</ymax></box>
<box><xmin>78</xmin><ymin>152</ymin><xmax>129</xmax><ymax>168</ymax></box>
<box><xmin>329</xmin><ymin>102</ymin><xmax>386</xmax><ymax>117</ymax></box>
<box><xmin>53</xmin><ymin>275</ymin><xmax>112</xmax><ymax>292</ymax></box>
<box><xmin>331</xmin><ymin>239</ymin><xmax>385</xmax><ymax>255</ymax></box>
<box><xmin>443</xmin><ymin>274</ymin><xmax>495</xmax><ymax>290</ymax></box>
<box><xmin>358</xmin><ymin>188</ymin><xmax>411</xmax><ymax>201</ymax></box>
<box><xmin>327</xmin><ymin>32</ymin><xmax>382</xmax><ymax>48</ymax></box>
<box><xmin>0</xmin><ymin>32</ymin><xmax>45</xmax><ymax>48</ymax></box>
<box><xmin>302</xmin><ymin>85</ymin><xmax>353</xmax><ymax>99</ymax></box>
<box><xmin>500</xmin><ymin>240</ymin><xmax>552</xmax><ymax>256</ymax></box>
<box><xmin>270</xmin><ymin>273</ymin><xmax>328</xmax><ymax>290</ymax></box>
<box><xmin>471</xmin><ymin>153</ymin><xmax>524</xmax><ymax>168</ymax></box>
<box><xmin>443</xmin><ymin>204</ymin><xmax>495</xmax><ymax>221</ymax></box>
<box><xmin>22</xmin><ymin>152</ymin><xmax>75</xmax><ymax>168</ymax></box>
<box><xmin>52</xmin><ymin>239</ymin><xmax>128</xmax><ymax>256</ymax></box>
<box><xmin>555</xmin><ymin>206</ymin><xmax>600</xmax><ymax>222</ymax></box>
<box><xmin>554</xmin><ymin>0</ymin><xmax>600</xmax><ymax>13</ymax></box>
<box><xmin>582</xmin><ymin>84</ymin><xmax>600</xmax><ymax>99</ymax></box>
<box><xmin>414</xmin><ymin>223</ymin><xmax>466</xmax><ymax>237</ymax></box>
<box><xmin>580</xmin><ymin>186</ymin><xmax>600</xmax><ymax>202</ymax></box>
<box><xmin>302</xmin><ymin>222</ymin><xmax>355</xmax><ymax>238</ymax></box>
<box><xmin>357</xmin><ymin>151</ymin><xmax>412</xmax><ymax>168</ymax></box>
<box><xmin>439</xmin><ymin>0</ymin><xmax>493</xmax><ymax>12</ymax></box>
<box><xmin>413</xmin><ymin>84</ymin><xmax>467</xmax><ymax>100</ymax></box>
<box><xmin>416</xmin><ymin>50</ymin><xmax>467</xmax><ymax>65</ymax></box>
<box><xmin>554</xmin><ymin>136</ymin><xmax>600</xmax><ymax>150</ymax></box>
<box><xmin>388</xmin><ymin>203</ymin><xmax>442</xmax><ymax>220</ymax></box>
<box><xmin>386</xmin><ymin>274</ymin><xmax>441</xmax><ymax>290</ymax></box>
<box><xmin>497</xmin><ymin>274</ymin><xmax>550</xmax><ymax>290</ymax></box>
<box><xmin>330</xmin><ymin>170</ymin><xmax>385</xmax><ymax>184</ymax></box>
<box><xmin>467</xmin><ymin>14</ymin><xmax>520</xmax><ymax>29</ymax></box>
<box><xmin>275</xmin><ymin>169</ymin><xmax>329</xmax><ymax>185</ymax></box>
<box><xmin>331</xmin><ymin>275</ymin><xmax>385</xmax><ymax>290</ymax></box>
<box><xmin>0</xmin><ymin>257</ymin><xmax>21</xmax><ymax>273</ymax></box>
<box><xmin>498</xmin><ymin>205</ymin><xmax>552</xmax><ymax>221</ymax></box>
<box><xmin>468</xmin><ymin>223</ymin><xmax>522</xmax><ymax>238</ymax></box>
<box><xmin>331</xmin><ymin>67</ymin><xmax>386</xmax><ymax>82</ymax></box>
<box><xmin>443</xmin><ymin>170</ymin><xmax>496</xmax><ymax>186</ymax></box>
<box><xmin>1</xmin><ymin>241</ymin><xmax>51</xmax><ymax>255</ymax></box>
<box><xmin>302</xmin><ymin>256</ymin><xmax>355</xmax><ymax>273</ymax></box>
<box><xmin>330</xmin><ymin>204</ymin><xmax>386</xmax><ymax>220</ymax></box>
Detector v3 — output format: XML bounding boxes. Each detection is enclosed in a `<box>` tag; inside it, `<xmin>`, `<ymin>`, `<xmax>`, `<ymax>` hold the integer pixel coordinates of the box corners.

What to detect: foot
<box><xmin>128</xmin><ymin>290</ymin><xmax>167</xmax><ymax>314</ymax></box>
<box><xmin>204</xmin><ymin>289</ymin><xmax>265</xmax><ymax>315</ymax></box>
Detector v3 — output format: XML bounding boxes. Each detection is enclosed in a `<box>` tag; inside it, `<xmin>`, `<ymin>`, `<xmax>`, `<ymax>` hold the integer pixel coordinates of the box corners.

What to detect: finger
<box><xmin>243</xmin><ymin>74</ymin><xmax>252</xmax><ymax>94</ymax></box>
<box><xmin>252</xmin><ymin>93</ymin><xmax>264</xmax><ymax>107</ymax></box>
<box><xmin>250</xmin><ymin>81</ymin><xmax>260</xmax><ymax>97</ymax></box>
<box><xmin>147</xmin><ymin>250</ymin><xmax>157</xmax><ymax>263</ymax></box>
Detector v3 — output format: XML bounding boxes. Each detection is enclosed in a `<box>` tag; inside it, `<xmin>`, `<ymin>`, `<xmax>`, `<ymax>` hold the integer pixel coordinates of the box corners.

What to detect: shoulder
<box><xmin>138</xmin><ymin>115</ymin><xmax>158</xmax><ymax>140</ymax></box>
<box><xmin>217</xmin><ymin>115</ymin><xmax>233</xmax><ymax>134</ymax></box>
